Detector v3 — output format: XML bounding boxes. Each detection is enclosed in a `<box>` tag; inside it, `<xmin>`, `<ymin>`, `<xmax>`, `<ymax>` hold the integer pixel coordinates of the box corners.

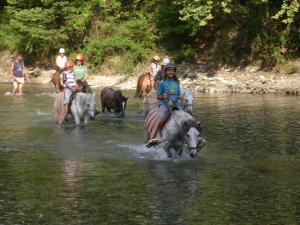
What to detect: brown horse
<box><xmin>101</xmin><ymin>87</ymin><xmax>128</xmax><ymax>117</ymax></box>
<box><xmin>135</xmin><ymin>72</ymin><xmax>154</xmax><ymax>98</ymax></box>
<box><xmin>50</xmin><ymin>70</ymin><xmax>63</xmax><ymax>93</ymax></box>
<box><xmin>54</xmin><ymin>91</ymin><xmax>65</xmax><ymax>125</ymax></box>
<box><xmin>50</xmin><ymin>71</ymin><xmax>92</xmax><ymax>93</ymax></box>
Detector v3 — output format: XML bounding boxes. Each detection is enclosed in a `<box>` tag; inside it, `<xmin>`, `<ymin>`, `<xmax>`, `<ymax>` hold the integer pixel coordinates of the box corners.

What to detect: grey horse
<box><xmin>70</xmin><ymin>92</ymin><xmax>96</xmax><ymax>125</ymax></box>
<box><xmin>158</xmin><ymin>110</ymin><xmax>206</xmax><ymax>158</ymax></box>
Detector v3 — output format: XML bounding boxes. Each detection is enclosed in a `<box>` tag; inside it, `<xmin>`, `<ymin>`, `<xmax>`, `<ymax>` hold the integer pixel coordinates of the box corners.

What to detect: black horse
<box><xmin>100</xmin><ymin>87</ymin><xmax>128</xmax><ymax>117</ymax></box>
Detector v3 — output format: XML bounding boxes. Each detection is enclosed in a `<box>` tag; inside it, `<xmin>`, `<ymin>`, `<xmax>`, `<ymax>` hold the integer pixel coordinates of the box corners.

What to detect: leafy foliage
<box><xmin>0</xmin><ymin>0</ymin><xmax>299</xmax><ymax>70</ymax></box>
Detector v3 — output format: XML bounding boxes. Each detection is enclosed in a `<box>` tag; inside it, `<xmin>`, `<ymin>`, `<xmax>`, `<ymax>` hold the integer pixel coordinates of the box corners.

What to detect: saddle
<box><xmin>76</xmin><ymin>80</ymin><xmax>92</xmax><ymax>93</ymax></box>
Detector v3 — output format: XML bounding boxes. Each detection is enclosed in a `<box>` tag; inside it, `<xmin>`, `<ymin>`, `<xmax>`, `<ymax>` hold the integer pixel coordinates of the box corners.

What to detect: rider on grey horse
<box><xmin>145</xmin><ymin>63</ymin><xmax>184</xmax><ymax>148</ymax></box>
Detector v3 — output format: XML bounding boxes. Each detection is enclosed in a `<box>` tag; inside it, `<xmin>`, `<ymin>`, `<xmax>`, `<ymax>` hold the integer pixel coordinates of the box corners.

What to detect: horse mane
<box><xmin>170</xmin><ymin>110</ymin><xmax>201</xmax><ymax>138</ymax></box>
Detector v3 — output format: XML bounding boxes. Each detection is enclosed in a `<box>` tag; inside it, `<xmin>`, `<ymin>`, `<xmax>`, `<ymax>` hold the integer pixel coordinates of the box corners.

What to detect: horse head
<box><xmin>85</xmin><ymin>93</ymin><xmax>96</xmax><ymax>120</ymax></box>
<box><xmin>182</xmin><ymin>120</ymin><xmax>206</xmax><ymax>158</ymax></box>
<box><xmin>114</xmin><ymin>90</ymin><xmax>128</xmax><ymax>117</ymax></box>
<box><xmin>182</xmin><ymin>89</ymin><xmax>194</xmax><ymax>115</ymax></box>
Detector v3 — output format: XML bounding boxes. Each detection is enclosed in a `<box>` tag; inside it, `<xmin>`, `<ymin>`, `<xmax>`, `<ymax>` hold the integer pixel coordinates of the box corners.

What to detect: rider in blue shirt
<box><xmin>146</xmin><ymin>63</ymin><xmax>184</xmax><ymax>147</ymax></box>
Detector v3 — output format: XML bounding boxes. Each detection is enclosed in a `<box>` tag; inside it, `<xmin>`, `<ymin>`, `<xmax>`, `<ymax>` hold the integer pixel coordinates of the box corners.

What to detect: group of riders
<box><xmin>54</xmin><ymin>49</ymin><xmax>185</xmax><ymax>148</ymax></box>
<box><xmin>8</xmin><ymin>49</ymin><xmax>201</xmax><ymax>154</ymax></box>
<box><xmin>54</xmin><ymin>48</ymin><xmax>91</xmax><ymax>121</ymax></box>
<box><xmin>7</xmin><ymin>48</ymin><xmax>183</xmax><ymax>147</ymax></box>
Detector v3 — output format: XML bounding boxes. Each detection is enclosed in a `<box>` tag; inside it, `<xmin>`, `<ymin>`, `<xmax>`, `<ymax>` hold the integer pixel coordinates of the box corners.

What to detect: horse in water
<box><xmin>50</xmin><ymin>70</ymin><xmax>63</xmax><ymax>93</ymax></box>
<box><xmin>101</xmin><ymin>87</ymin><xmax>128</xmax><ymax>117</ymax></box>
<box><xmin>71</xmin><ymin>92</ymin><xmax>96</xmax><ymax>125</ymax></box>
<box><xmin>145</xmin><ymin>110</ymin><xmax>206</xmax><ymax>158</ymax></box>
<box><xmin>54</xmin><ymin>92</ymin><xmax>96</xmax><ymax>125</ymax></box>
<box><xmin>135</xmin><ymin>72</ymin><xmax>154</xmax><ymax>98</ymax></box>
<box><xmin>143</xmin><ymin>89</ymin><xmax>194</xmax><ymax>117</ymax></box>
<box><xmin>50</xmin><ymin>70</ymin><xmax>92</xmax><ymax>93</ymax></box>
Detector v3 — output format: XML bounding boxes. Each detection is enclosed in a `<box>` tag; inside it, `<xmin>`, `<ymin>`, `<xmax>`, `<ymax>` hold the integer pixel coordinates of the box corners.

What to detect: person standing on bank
<box><xmin>10</xmin><ymin>53</ymin><xmax>28</xmax><ymax>96</ymax></box>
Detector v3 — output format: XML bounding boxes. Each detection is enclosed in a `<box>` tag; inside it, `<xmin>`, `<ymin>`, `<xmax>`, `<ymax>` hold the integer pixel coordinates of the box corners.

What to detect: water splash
<box><xmin>34</xmin><ymin>92</ymin><xmax>56</xmax><ymax>97</ymax></box>
<box><xmin>4</xmin><ymin>92</ymin><xmax>24</xmax><ymax>96</ymax></box>
<box><xmin>37</xmin><ymin>108</ymin><xmax>51</xmax><ymax>116</ymax></box>
<box><xmin>118</xmin><ymin>144</ymin><xmax>192</xmax><ymax>162</ymax></box>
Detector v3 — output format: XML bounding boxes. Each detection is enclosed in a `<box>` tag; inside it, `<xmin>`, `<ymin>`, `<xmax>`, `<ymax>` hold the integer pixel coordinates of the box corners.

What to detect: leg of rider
<box><xmin>146</xmin><ymin>104</ymin><xmax>169</xmax><ymax>147</ymax></box>
<box><xmin>63</xmin><ymin>88</ymin><xmax>72</xmax><ymax>118</ymax></box>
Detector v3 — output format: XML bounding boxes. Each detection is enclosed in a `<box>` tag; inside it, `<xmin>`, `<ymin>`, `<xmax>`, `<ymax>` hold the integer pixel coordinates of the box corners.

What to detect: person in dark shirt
<box><xmin>10</xmin><ymin>53</ymin><xmax>28</xmax><ymax>96</ymax></box>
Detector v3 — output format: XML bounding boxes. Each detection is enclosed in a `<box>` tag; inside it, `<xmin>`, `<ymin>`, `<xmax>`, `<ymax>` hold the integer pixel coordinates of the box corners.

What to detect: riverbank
<box><xmin>1</xmin><ymin>62</ymin><xmax>299</xmax><ymax>95</ymax></box>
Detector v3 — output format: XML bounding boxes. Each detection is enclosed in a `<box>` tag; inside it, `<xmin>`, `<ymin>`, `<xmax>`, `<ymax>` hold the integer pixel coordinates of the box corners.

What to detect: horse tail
<box><xmin>134</xmin><ymin>75</ymin><xmax>143</xmax><ymax>97</ymax></box>
<box><xmin>54</xmin><ymin>92</ymin><xmax>64</xmax><ymax>125</ymax></box>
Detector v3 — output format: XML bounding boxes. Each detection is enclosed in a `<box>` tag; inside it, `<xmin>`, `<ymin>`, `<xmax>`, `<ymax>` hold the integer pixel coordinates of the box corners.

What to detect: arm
<box><xmin>156</xmin><ymin>81</ymin><xmax>168</xmax><ymax>100</ymax></box>
<box><xmin>10</xmin><ymin>63</ymin><xmax>16</xmax><ymax>80</ymax></box>
<box><xmin>83</xmin><ymin>67</ymin><xmax>89</xmax><ymax>81</ymax></box>
<box><xmin>23</xmin><ymin>63</ymin><xmax>29</xmax><ymax>81</ymax></box>
<box><xmin>178</xmin><ymin>86</ymin><xmax>184</xmax><ymax>107</ymax></box>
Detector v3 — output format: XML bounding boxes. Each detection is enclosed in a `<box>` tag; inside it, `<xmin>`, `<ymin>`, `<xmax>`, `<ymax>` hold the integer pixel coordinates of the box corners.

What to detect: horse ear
<box><xmin>196</xmin><ymin>120</ymin><xmax>202</xmax><ymax>132</ymax></box>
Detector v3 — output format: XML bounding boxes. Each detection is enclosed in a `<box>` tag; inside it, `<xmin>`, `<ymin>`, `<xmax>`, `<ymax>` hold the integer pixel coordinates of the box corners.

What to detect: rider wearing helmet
<box><xmin>154</xmin><ymin>55</ymin><xmax>171</xmax><ymax>88</ymax></box>
<box><xmin>56</xmin><ymin>48</ymin><xmax>67</xmax><ymax>71</ymax></box>
<box><xmin>60</xmin><ymin>60</ymin><xmax>77</xmax><ymax>120</ymax></box>
<box><xmin>73</xmin><ymin>53</ymin><xmax>92</xmax><ymax>93</ymax></box>
<box><xmin>145</xmin><ymin>63</ymin><xmax>184</xmax><ymax>147</ymax></box>
<box><xmin>148</xmin><ymin>55</ymin><xmax>161</xmax><ymax>77</ymax></box>
<box><xmin>73</xmin><ymin>54</ymin><xmax>88</xmax><ymax>81</ymax></box>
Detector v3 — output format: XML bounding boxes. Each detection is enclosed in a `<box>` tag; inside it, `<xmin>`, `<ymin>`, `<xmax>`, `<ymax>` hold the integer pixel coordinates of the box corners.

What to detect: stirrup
<box><xmin>64</xmin><ymin>113</ymin><xmax>72</xmax><ymax>122</ymax></box>
<box><xmin>146</xmin><ymin>138</ymin><xmax>159</xmax><ymax>148</ymax></box>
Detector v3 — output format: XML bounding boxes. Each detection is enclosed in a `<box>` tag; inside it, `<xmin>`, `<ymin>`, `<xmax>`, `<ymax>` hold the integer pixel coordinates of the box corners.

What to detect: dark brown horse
<box><xmin>135</xmin><ymin>72</ymin><xmax>154</xmax><ymax>98</ymax></box>
<box><xmin>101</xmin><ymin>87</ymin><xmax>128</xmax><ymax>117</ymax></box>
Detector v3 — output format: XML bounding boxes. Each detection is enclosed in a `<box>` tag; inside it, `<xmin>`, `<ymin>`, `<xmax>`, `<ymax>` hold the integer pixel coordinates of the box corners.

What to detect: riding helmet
<box><xmin>64</xmin><ymin>60</ymin><xmax>74</xmax><ymax>69</ymax></box>
<box><xmin>164</xmin><ymin>63</ymin><xmax>176</xmax><ymax>71</ymax></box>
<box><xmin>162</xmin><ymin>57</ymin><xmax>170</xmax><ymax>66</ymax></box>
<box><xmin>76</xmin><ymin>54</ymin><xmax>84</xmax><ymax>61</ymax></box>
<box><xmin>59</xmin><ymin>48</ymin><xmax>65</xmax><ymax>54</ymax></box>
<box><xmin>152</xmin><ymin>55</ymin><xmax>160</xmax><ymax>62</ymax></box>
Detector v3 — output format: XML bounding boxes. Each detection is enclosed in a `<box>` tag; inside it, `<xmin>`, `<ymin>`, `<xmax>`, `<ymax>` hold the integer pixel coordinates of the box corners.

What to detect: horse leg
<box><xmin>175</xmin><ymin>142</ymin><xmax>184</xmax><ymax>156</ymax></box>
<box><xmin>74</xmin><ymin>115</ymin><xmax>80</xmax><ymax>125</ymax></box>
<box><xmin>84</xmin><ymin>114</ymin><xmax>89</xmax><ymax>125</ymax></box>
<box><xmin>164</xmin><ymin>143</ymin><xmax>172</xmax><ymax>158</ymax></box>
<box><xmin>102</xmin><ymin>103</ymin><xmax>105</xmax><ymax>113</ymax></box>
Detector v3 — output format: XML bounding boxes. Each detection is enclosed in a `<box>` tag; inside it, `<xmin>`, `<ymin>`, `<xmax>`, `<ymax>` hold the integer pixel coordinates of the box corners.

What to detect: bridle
<box><xmin>182</xmin><ymin>93</ymin><xmax>193</xmax><ymax>111</ymax></box>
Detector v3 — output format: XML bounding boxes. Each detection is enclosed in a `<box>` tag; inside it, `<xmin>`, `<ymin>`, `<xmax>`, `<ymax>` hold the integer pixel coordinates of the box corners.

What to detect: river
<box><xmin>0</xmin><ymin>84</ymin><xmax>299</xmax><ymax>225</ymax></box>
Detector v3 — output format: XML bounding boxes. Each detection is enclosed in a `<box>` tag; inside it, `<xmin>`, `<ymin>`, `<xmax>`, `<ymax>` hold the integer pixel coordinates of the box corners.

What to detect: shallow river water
<box><xmin>0</xmin><ymin>84</ymin><xmax>299</xmax><ymax>225</ymax></box>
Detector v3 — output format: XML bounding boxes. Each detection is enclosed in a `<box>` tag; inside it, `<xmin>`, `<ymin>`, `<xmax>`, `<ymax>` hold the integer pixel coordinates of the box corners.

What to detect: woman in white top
<box><xmin>56</xmin><ymin>48</ymin><xmax>67</xmax><ymax>71</ymax></box>
<box><xmin>148</xmin><ymin>55</ymin><xmax>161</xmax><ymax>77</ymax></box>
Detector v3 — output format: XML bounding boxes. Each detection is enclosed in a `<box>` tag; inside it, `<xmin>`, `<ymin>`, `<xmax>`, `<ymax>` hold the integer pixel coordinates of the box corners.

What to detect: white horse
<box><xmin>143</xmin><ymin>89</ymin><xmax>194</xmax><ymax>117</ymax></box>
<box><xmin>159</xmin><ymin>110</ymin><xmax>206</xmax><ymax>158</ymax></box>
<box><xmin>70</xmin><ymin>92</ymin><xmax>96</xmax><ymax>125</ymax></box>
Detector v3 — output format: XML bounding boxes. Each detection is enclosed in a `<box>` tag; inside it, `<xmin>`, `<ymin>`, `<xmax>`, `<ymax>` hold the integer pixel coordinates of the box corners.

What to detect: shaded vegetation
<box><xmin>0</xmin><ymin>0</ymin><xmax>299</xmax><ymax>72</ymax></box>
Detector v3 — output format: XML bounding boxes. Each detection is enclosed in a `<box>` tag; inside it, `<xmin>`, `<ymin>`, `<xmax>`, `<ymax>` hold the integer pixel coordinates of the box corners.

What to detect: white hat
<box><xmin>162</xmin><ymin>57</ymin><xmax>170</xmax><ymax>66</ymax></box>
<box><xmin>59</xmin><ymin>48</ymin><xmax>65</xmax><ymax>54</ymax></box>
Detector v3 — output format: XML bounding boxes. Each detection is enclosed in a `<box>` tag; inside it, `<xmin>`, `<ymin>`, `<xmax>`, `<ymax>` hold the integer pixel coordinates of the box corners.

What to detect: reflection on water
<box><xmin>0</xmin><ymin>84</ymin><xmax>300</xmax><ymax>225</ymax></box>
